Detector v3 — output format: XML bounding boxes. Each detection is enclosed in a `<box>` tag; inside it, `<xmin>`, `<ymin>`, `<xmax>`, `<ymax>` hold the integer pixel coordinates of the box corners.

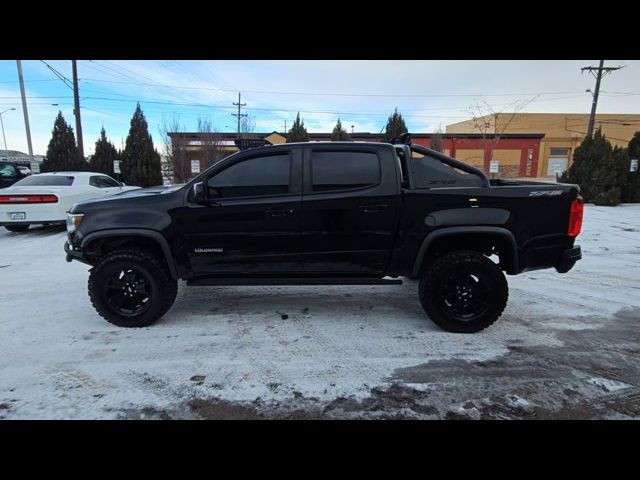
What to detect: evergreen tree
<box><xmin>331</xmin><ymin>118</ymin><xmax>351</xmax><ymax>141</ymax></box>
<box><xmin>560</xmin><ymin>128</ymin><xmax>621</xmax><ymax>205</ymax></box>
<box><xmin>121</xmin><ymin>103</ymin><xmax>162</xmax><ymax>187</ymax></box>
<box><xmin>623</xmin><ymin>131</ymin><xmax>640</xmax><ymax>203</ymax></box>
<box><xmin>286</xmin><ymin>112</ymin><xmax>309</xmax><ymax>143</ymax></box>
<box><xmin>89</xmin><ymin>127</ymin><xmax>119</xmax><ymax>175</ymax></box>
<box><xmin>382</xmin><ymin>107</ymin><xmax>408</xmax><ymax>143</ymax></box>
<box><xmin>41</xmin><ymin>112</ymin><xmax>86</xmax><ymax>172</ymax></box>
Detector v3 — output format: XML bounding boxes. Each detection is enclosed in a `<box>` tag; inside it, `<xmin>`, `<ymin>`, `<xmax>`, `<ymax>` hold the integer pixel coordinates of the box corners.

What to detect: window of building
<box><xmin>207</xmin><ymin>153</ymin><xmax>290</xmax><ymax>198</ymax></box>
<box><xmin>550</xmin><ymin>148</ymin><xmax>570</xmax><ymax>156</ymax></box>
<box><xmin>311</xmin><ymin>151</ymin><xmax>380</xmax><ymax>192</ymax></box>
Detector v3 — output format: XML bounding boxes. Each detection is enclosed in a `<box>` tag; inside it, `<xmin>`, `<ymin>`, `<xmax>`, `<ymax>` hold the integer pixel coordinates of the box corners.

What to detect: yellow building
<box><xmin>446</xmin><ymin>113</ymin><xmax>640</xmax><ymax>177</ymax></box>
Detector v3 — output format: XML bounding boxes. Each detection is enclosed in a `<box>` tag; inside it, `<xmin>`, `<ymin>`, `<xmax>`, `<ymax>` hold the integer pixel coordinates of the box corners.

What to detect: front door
<box><xmin>300</xmin><ymin>146</ymin><xmax>400</xmax><ymax>274</ymax></box>
<box><xmin>183</xmin><ymin>148</ymin><xmax>303</xmax><ymax>275</ymax></box>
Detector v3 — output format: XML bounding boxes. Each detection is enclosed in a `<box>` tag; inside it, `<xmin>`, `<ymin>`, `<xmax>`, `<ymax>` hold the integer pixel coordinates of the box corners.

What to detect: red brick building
<box><xmin>169</xmin><ymin>131</ymin><xmax>545</xmax><ymax>179</ymax></box>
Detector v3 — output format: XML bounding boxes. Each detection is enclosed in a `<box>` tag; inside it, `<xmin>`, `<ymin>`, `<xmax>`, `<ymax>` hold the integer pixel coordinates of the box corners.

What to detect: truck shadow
<box><xmin>165</xmin><ymin>282</ymin><xmax>431</xmax><ymax>328</ymax></box>
<box><xmin>2</xmin><ymin>224</ymin><xmax>66</xmax><ymax>237</ymax></box>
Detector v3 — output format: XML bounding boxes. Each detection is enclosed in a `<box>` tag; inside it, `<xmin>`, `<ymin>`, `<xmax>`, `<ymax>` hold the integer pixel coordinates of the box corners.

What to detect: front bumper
<box><xmin>64</xmin><ymin>241</ymin><xmax>91</xmax><ymax>266</ymax></box>
<box><xmin>555</xmin><ymin>245</ymin><xmax>582</xmax><ymax>273</ymax></box>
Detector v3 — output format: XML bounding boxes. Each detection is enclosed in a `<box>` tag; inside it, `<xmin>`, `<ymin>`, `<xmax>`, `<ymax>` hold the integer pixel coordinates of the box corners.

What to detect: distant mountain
<box><xmin>0</xmin><ymin>150</ymin><xmax>45</xmax><ymax>159</ymax></box>
<box><xmin>0</xmin><ymin>149</ymin><xmax>28</xmax><ymax>157</ymax></box>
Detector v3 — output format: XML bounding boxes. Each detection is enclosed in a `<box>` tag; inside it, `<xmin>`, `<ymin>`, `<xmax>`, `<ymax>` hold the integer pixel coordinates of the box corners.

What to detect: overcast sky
<box><xmin>0</xmin><ymin>60</ymin><xmax>638</xmax><ymax>156</ymax></box>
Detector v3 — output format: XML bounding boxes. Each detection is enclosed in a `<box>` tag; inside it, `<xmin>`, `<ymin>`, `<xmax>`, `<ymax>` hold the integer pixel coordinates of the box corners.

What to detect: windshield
<box><xmin>12</xmin><ymin>175</ymin><xmax>75</xmax><ymax>186</ymax></box>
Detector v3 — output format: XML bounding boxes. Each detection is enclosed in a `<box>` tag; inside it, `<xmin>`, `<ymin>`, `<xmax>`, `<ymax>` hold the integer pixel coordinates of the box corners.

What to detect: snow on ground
<box><xmin>0</xmin><ymin>205</ymin><xmax>639</xmax><ymax>419</ymax></box>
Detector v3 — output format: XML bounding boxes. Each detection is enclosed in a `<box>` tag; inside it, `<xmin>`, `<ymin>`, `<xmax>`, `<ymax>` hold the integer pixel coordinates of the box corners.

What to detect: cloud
<box><xmin>1</xmin><ymin>60</ymin><xmax>639</xmax><ymax>155</ymax></box>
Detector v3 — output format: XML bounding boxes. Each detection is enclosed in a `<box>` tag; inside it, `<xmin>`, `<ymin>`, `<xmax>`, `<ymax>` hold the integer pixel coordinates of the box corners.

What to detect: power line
<box><xmin>40</xmin><ymin>60</ymin><xmax>74</xmax><ymax>91</ymax></box>
<box><xmin>0</xmin><ymin>96</ymin><xmax>73</xmax><ymax>99</ymax></box>
<box><xmin>78</xmin><ymin>96</ymin><xmax>471</xmax><ymax>119</ymax></box>
<box><xmin>75</xmin><ymin>77</ymin><xmax>593</xmax><ymax>98</ymax></box>
<box><xmin>0</xmin><ymin>79</ymin><xmax>59</xmax><ymax>84</ymax></box>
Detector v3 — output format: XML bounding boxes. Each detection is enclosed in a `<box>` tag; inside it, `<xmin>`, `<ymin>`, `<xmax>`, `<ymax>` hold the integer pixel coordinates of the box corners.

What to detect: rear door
<box><xmin>183</xmin><ymin>147</ymin><xmax>303</xmax><ymax>275</ymax></box>
<box><xmin>300</xmin><ymin>145</ymin><xmax>400</xmax><ymax>274</ymax></box>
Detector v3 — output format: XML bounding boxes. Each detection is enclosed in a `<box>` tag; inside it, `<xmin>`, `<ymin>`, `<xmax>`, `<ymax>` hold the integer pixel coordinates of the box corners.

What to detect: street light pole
<box><xmin>0</xmin><ymin>108</ymin><xmax>16</xmax><ymax>152</ymax></box>
<box><xmin>16</xmin><ymin>60</ymin><xmax>34</xmax><ymax>163</ymax></box>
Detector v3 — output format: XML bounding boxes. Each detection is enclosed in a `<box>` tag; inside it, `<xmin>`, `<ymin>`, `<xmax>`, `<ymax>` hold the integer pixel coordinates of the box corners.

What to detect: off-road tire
<box><xmin>88</xmin><ymin>248</ymin><xmax>178</xmax><ymax>327</ymax></box>
<box><xmin>5</xmin><ymin>224</ymin><xmax>29</xmax><ymax>232</ymax></box>
<box><xmin>418</xmin><ymin>250</ymin><xmax>508</xmax><ymax>333</ymax></box>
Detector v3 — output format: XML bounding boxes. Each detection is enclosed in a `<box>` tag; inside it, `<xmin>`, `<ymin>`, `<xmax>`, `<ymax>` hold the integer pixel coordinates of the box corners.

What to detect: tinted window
<box><xmin>0</xmin><ymin>164</ymin><xmax>18</xmax><ymax>178</ymax></box>
<box><xmin>90</xmin><ymin>175</ymin><xmax>120</xmax><ymax>188</ymax></box>
<box><xmin>311</xmin><ymin>151</ymin><xmax>380</xmax><ymax>192</ymax></box>
<box><xmin>207</xmin><ymin>153</ymin><xmax>290</xmax><ymax>198</ymax></box>
<box><xmin>412</xmin><ymin>154</ymin><xmax>480</xmax><ymax>188</ymax></box>
<box><xmin>12</xmin><ymin>175</ymin><xmax>74</xmax><ymax>186</ymax></box>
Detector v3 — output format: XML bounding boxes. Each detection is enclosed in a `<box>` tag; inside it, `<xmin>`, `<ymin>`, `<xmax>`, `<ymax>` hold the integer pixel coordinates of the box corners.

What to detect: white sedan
<box><xmin>0</xmin><ymin>171</ymin><xmax>140</xmax><ymax>232</ymax></box>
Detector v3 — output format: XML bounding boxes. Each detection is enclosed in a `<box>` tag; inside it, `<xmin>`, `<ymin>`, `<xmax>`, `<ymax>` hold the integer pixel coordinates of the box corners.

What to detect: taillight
<box><xmin>567</xmin><ymin>195</ymin><xmax>584</xmax><ymax>237</ymax></box>
<box><xmin>0</xmin><ymin>195</ymin><xmax>58</xmax><ymax>204</ymax></box>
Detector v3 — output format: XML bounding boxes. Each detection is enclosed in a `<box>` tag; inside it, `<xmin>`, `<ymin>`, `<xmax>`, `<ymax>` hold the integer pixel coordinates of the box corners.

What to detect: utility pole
<box><xmin>582</xmin><ymin>60</ymin><xmax>624</xmax><ymax>138</ymax></box>
<box><xmin>16</xmin><ymin>60</ymin><xmax>34</xmax><ymax>162</ymax></box>
<box><xmin>232</xmin><ymin>92</ymin><xmax>247</xmax><ymax>137</ymax></box>
<box><xmin>71</xmin><ymin>60</ymin><xmax>84</xmax><ymax>159</ymax></box>
<box><xmin>0</xmin><ymin>108</ymin><xmax>16</xmax><ymax>152</ymax></box>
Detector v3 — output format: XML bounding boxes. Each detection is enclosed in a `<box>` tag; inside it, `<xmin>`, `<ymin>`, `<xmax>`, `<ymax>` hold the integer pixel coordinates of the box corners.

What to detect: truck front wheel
<box><xmin>88</xmin><ymin>248</ymin><xmax>178</xmax><ymax>327</ymax></box>
<box><xmin>418</xmin><ymin>250</ymin><xmax>508</xmax><ymax>333</ymax></box>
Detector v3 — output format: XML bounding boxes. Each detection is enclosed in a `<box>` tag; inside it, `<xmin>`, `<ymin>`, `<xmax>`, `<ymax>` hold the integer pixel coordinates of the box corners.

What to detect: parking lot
<box><xmin>0</xmin><ymin>204</ymin><xmax>639</xmax><ymax>419</ymax></box>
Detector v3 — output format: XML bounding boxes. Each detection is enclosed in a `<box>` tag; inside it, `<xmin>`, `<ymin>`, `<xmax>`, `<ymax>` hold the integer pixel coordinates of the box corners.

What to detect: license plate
<box><xmin>9</xmin><ymin>212</ymin><xmax>26</xmax><ymax>221</ymax></box>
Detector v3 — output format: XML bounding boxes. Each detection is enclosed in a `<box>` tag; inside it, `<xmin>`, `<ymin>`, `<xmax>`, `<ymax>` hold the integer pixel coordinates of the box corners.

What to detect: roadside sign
<box><xmin>113</xmin><ymin>160</ymin><xmax>121</xmax><ymax>174</ymax></box>
<box><xmin>191</xmin><ymin>160</ymin><xmax>200</xmax><ymax>174</ymax></box>
<box><xmin>30</xmin><ymin>160</ymin><xmax>40</xmax><ymax>174</ymax></box>
<box><xmin>489</xmin><ymin>160</ymin><xmax>499</xmax><ymax>174</ymax></box>
<box><xmin>631</xmin><ymin>159</ymin><xmax>638</xmax><ymax>173</ymax></box>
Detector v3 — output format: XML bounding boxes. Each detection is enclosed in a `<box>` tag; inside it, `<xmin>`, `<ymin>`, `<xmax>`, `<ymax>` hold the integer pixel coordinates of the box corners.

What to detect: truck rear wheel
<box><xmin>88</xmin><ymin>248</ymin><xmax>178</xmax><ymax>328</ymax></box>
<box><xmin>418</xmin><ymin>250</ymin><xmax>508</xmax><ymax>333</ymax></box>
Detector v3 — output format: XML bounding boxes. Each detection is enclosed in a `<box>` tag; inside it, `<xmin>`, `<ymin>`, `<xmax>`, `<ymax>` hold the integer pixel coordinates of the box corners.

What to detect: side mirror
<box><xmin>190</xmin><ymin>181</ymin><xmax>205</xmax><ymax>203</ymax></box>
<box><xmin>120</xmin><ymin>182</ymin><xmax>126</xmax><ymax>187</ymax></box>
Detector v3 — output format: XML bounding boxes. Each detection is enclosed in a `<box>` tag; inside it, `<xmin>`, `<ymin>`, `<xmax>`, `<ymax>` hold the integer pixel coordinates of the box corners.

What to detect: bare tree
<box><xmin>240</xmin><ymin>115</ymin><xmax>256</xmax><ymax>136</ymax></box>
<box><xmin>197</xmin><ymin>118</ymin><xmax>227</xmax><ymax>169</ymax></box>
<box><xmin>159</xmin><ymin>114</ymin><xmax>190</xmax><ymax>184</ymax></box>
<box><xmin>468</xmin><ymin>97</ymin><xmax>538</xmax><ymax>150</ymax></box>
<box><xmin>467</xmin><ymin>97</ymin><xmax>538</xmax><ymax>174</ymax></box>
<box><xmin>430</xmin><ymin>124</ymin><xmax>444</xmax><ymax>152</ymax></box>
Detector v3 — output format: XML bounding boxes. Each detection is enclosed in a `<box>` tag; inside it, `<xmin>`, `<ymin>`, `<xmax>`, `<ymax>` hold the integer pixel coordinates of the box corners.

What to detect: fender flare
<box><xmin>81</xmin><ymin>229</ymin><xmax>178</xmax><ymax>279</ymax></box>
<box><xmin>411</xmin><ymin>226</ymin><xmax>519</xmax><ymax>277</ymax></box>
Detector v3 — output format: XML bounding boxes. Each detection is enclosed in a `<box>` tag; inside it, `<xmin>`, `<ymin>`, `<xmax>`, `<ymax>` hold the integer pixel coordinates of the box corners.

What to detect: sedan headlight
<box><xmin>66</xmin><ymin>213</ymin><xmax>85</xmax><ymax>233</ymax></box>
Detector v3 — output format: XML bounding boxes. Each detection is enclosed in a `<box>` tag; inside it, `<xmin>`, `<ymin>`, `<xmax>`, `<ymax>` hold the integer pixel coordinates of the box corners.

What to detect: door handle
<box><xmin>360</xmin><ymin>204</ymin><xmax>389</xmax><ymax>213</ymax></box>
<box><xmin>266</xmin><ymin>208</ymin><xmax>294</xmax><ymax>217</ymax></box>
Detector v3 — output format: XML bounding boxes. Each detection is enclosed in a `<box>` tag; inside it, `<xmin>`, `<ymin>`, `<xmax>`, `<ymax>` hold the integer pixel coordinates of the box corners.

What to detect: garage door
<box><xmin>547</xmin><ymin>148</ymin><xmax>569</xmax><ymax>176</ymax></box>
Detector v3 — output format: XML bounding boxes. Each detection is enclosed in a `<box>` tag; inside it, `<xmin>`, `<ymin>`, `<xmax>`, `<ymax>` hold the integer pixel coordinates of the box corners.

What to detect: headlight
<box><xmin>66</xmin><ymin>213</ymin><xmax>84</xmax><ymax>233</ymax></box>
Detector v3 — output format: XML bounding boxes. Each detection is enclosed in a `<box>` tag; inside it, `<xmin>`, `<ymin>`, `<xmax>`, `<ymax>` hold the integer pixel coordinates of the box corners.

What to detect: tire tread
<box><xmin>88</xmin><ymin>248</ymin><xmax>177</xmax><ymax>327</ymax></box>
<box><xmin>418</xmin><ymin>249</ymin><xmax>508</xmax><ymax>333</ymax></box>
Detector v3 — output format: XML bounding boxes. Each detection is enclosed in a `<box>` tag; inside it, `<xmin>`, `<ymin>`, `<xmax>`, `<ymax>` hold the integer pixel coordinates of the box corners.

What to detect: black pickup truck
<box><xmin>64</xmin><ymin>137</ymin><xmax>583</xmax><ymax>333</ymax></box>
